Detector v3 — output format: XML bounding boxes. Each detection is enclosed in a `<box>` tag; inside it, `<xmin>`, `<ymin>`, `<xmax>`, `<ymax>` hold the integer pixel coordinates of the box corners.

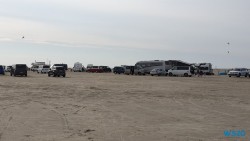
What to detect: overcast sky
<box><xmin>0</xmin><ymin>0</ymin><xmax>249</xmax><ymax>68</ymax></box>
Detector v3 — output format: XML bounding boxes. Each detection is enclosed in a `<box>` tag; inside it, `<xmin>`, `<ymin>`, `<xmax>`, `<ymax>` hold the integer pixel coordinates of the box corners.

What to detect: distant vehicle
<box><xmin>5</xmin><ymin>66</ymin><xmax>12</xmax><ymax>72</ymax></box>
<box><xmin>168</xmin><ymin>66</ymin><xmax>193</xmax><ymax>77</ymax></box>
<box><xmin>228</xmin><ymin>68</ymin><xmax>248</xmax><ymax>77</ymax></box>
<box><xmin>48</xmin><ymin>66</ymin><xmax>66</xmax><ymax>77</ymax></box>
<box><xmin>134</xmin><ymin>60</ymin><xmax>190</xmax><ymax>75</ymax></box>
<box><xmin>73</xmin><ymin>62</ymin><xmax>83</xmax><ymax>72</ymax></box>
<box><xmin>53</xmin><ymin>64</ymin><xmax>68</xmax><ymax>70</ymax></box>
<box><xmin>99</xmin><ymin>66</ymin><xmax>112</xmax><ymax>72</ymax></box>
<box><xmin>31</xmin><ymin>61</ymin><xmax>46</xmax><ymax>72</ymax></box>
<box><xmin>31</xmin><ymin>65</ymin><xmax>39</xmax><ymax>72</ymax></box>
<box><xmin>37</xmin><ymin>65</ymin><xmax>50</xmax><ymax>74</ymax></box>
<box><xmin>10</xmin><ymin>64</ymin><xmax>27</xmax><ymax>77</ymax></box>
<box><xmin>124</xmin><ymin>66</ymin><xmax>135</xmax><ymax>75</ymax></box>
<box><xmin>150</xmin><ymin>68</ymin><xmax>166</xmax><ymax>76</ymax></box>
<box><xmin>195</xmin><ymin>63</ymin><xmax>213</xmax><ymax>75</ymax></box>
<box><xmin>0</xmin><ymin>65</ymin><xmax>5</xmax><ymax>75</ymax></box>
<box><xmin>113</xmin><ymin>66</ymin><xmax>125</xmax><ymax>74</ymax></box>
<box><xmin>86</xmin><ymin>66</ymin><xmax>103</xmax><ymax>73</ymax></box>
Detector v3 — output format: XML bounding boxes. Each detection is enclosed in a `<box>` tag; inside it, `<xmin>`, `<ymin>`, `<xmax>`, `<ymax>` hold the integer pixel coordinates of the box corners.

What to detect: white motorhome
<box><xmin>73</xmin><ymin>62</ymin><xmax>83</xmax><ymax>72</ymax></box>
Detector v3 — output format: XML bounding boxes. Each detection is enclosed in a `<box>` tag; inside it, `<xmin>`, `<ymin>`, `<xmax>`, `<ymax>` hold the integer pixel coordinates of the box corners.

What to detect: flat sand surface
<box><xmin>0</xmin><ymin>72</ymin><xmax>250</xmax><ymax>141</ymax></box>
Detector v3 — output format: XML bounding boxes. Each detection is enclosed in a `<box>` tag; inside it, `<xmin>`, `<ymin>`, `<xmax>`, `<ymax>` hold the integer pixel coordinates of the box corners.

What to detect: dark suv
<box><xmin>48</xmin><ymin>66</ymin><xmax>66</xmax><ymax>77</ymax></box>
<box><xmin>10</xmin><ymin>64</ymin><xmax>27</xmax><ymax>77</ymax></box>
<box><xmin>113</xmin><ymin>66</ymin><xmax>125</xmax><ymax>74</ymax></box>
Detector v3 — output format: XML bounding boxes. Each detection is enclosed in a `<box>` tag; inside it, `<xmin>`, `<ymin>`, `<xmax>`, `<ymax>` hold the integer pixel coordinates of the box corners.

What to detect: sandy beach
<box><xmin>0</xmin><ymin>72</ymin><xmax>250</xmax><ymax>141</ymax></box>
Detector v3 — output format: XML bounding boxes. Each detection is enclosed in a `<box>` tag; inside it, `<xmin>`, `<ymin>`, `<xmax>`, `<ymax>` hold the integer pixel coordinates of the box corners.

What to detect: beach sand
<box><xmin>0</xmin><ymin>72</ymin><xmax>249</xmax><ymax>141</ymax></box>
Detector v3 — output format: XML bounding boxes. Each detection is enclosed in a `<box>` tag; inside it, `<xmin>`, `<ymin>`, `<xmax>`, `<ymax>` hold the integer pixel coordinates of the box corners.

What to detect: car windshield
<box><xmin>56</xmin><ymin>67</ymin><xmax>64</xmax><ymax>70</ymax></box>
<box><xmin>16</xmin><ymin>65</ymin><xmax>26</xmax><ymax>69</ymax></box>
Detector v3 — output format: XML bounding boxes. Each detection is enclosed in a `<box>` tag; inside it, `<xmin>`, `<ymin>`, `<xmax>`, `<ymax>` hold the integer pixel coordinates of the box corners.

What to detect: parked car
<box><xmin>124</xmin><ymin>66</ymin><xmax>135</xmax><ymax>75</ymax></box>
<box><xmin>100</xmin><ymin>66</ymin><xmax>112</xmax><ymax>72</ymax></box>
<box><xmin>48</xmin><ymin>66</ymin><xmax>66</xmax><ymax>77</ymax></box>
<box><xmin>31</xmin><ymin>65</ymin><xmax>39</xmax><ymax>72</ymax></box>
<box><xmin>5</xmin><ymin>66</ymin><xmax>12</xmax><ymax>72</ymax></box>
<box><xmin>0</xmin><ymin>65</ymin><xmax>5</xmax><ymax>75</ymax></box>
<box><xmin>37</xmin><ymin>65</ymin><xmax>50</xmax><ymax>73</ymax></box>
<box><xmin>53</xmin><ymin>64</ymin><xmax>68</xmax><ymax>70</ymax></box>
<box><xmin>86</xmin><ymin>66</ymin><xmax>103</xmax><ymax>73</ymax></box>
<box><xmin>10</xmin><ymin>64</ymin><xmax>27</xmax><ymax>77</ymax></box>
<box><xmin>168</xmin><ymin>66</ymin><xmax>192</xmax><ymax>77</ymax></box>
<box><xmin>228</xmin><ymin>68</ymin><xmax>248</xmax><ymax>77</ymax></box>
<box><xmin>73</xmin><ymin>62</ymin><xmax>83</xmax><ymax>72</ymax></box>
<box><xmin>150</xmin><ymin>68</ymin><xmax>166</xmax><ymax>76</ymax></box>
<box><xmin>113</xmin><ymin>66</ymin><xmax>125</xmax><ymax>74</ymax></box>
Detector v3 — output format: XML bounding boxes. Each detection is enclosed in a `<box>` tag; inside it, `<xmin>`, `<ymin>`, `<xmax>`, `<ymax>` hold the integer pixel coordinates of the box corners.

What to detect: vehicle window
<box><xmin>56</xmin><ymin>67</ymin><xmax>64</xmax><ymax>70</ymax></box>
<box><xmin>43</xmin><ymin>65</ymin><xmax>50</xmax><ymax>68</ymax></box>
<box><xmin>177</xmin><ymin>67</ymin><xmax>188</xmax><ymax>70</ymax></box>
<box><xmin>200</xmin><ymin>67</ymin><xmax>208</xmax><ymax>70</ymax></box>
<box><xmin>16</xmin><ymin>65</ymin><xmax>27</xmax><ymax>69</ymax></box>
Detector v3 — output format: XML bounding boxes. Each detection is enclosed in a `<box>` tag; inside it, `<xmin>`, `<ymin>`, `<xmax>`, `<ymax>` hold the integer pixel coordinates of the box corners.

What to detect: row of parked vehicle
<box><xmin>113</xmin><ymin>65</ymin><xmax>195</xmax><ymax>77</ymax></box>
<box><xmin>0</xmin><ymin>64</ymin><xmax>67</xmax><ymax>77</ymax></box>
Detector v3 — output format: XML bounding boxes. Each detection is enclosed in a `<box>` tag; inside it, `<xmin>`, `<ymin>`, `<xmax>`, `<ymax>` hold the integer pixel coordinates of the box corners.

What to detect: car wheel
<box><xmin>151</xmin><ymin>74</ymin><xmax>153</xmax><ymax>76</ymax></box>
<box><xmin>63</xmin><ymin>75</ymin><xmax>65</xmax><ymax>77</ymax></box>
<box><xmin>25</xmin><ymin>74</ymin><xmax>27</xmax><ymax>77</ymax></box>
<box><xmin>184</xmin><ymin>73</ymin><xmax>188</xmax><ymax>77</ymax></box>
<box><xmin>57</xmin><ymin>75</ymin><xmax>60</xmax><ymax>77</ymax></box>
<box><xmin>229</xmin><ymin>75</ymin><xmax>231</xmax><ymax>77</ymax></box>
<box><xmin>169</xmin><ymin>72</ymin><xmax>173</xmax><ymax>76</ymax></box>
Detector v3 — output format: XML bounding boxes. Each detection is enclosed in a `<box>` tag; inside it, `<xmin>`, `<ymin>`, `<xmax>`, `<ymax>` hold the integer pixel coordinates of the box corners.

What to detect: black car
<box><xmin>113</xmin><ymin>66</ymin><xmax>125</xmax><ymax>74</ymax></box>
<box><xmin>10</xmin><ymin>64</ymin><xmax>27</xmax><ymax>77</ymax></box>
<box><xmin>48</xmin><ymin>66</ymin><xmax>66</xmax><ymax>77</ymax></box>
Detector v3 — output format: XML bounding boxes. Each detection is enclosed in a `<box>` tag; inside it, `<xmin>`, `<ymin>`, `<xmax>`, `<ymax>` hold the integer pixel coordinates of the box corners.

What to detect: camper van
<box><xmin>168</xmin><ymin>66</ymin><xmax>193</xmax><ymax>77</ymax></box>
<box><xmin>73</xmin><ymin>62</ymin><xmax>83</xmax><ymax>72</ymax></box>
<box><xmin>10</xmin><ymin>64</ymin><xmax>27</xmax><ymax>77</ymax></box>
<box><xmin>196</xmin><ymin>63</ymin><xmax>213</xmax><ymax>75</ymax></box>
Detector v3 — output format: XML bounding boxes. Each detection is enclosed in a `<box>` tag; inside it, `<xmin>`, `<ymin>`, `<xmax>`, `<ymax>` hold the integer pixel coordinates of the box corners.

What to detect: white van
<box><xmin>73</xmin><ymin>62</ymin><xmax>83</xmax><ymax>72</ymax></box>
<box><xmin>168</xmin><ymin>66</ymin><xmax>193</xmax><ymax>77</ymax></box>
<box><xmin>37</xmin><ymin>65</ymin><xmax>50</xmax><ymax>73</ymax></box>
